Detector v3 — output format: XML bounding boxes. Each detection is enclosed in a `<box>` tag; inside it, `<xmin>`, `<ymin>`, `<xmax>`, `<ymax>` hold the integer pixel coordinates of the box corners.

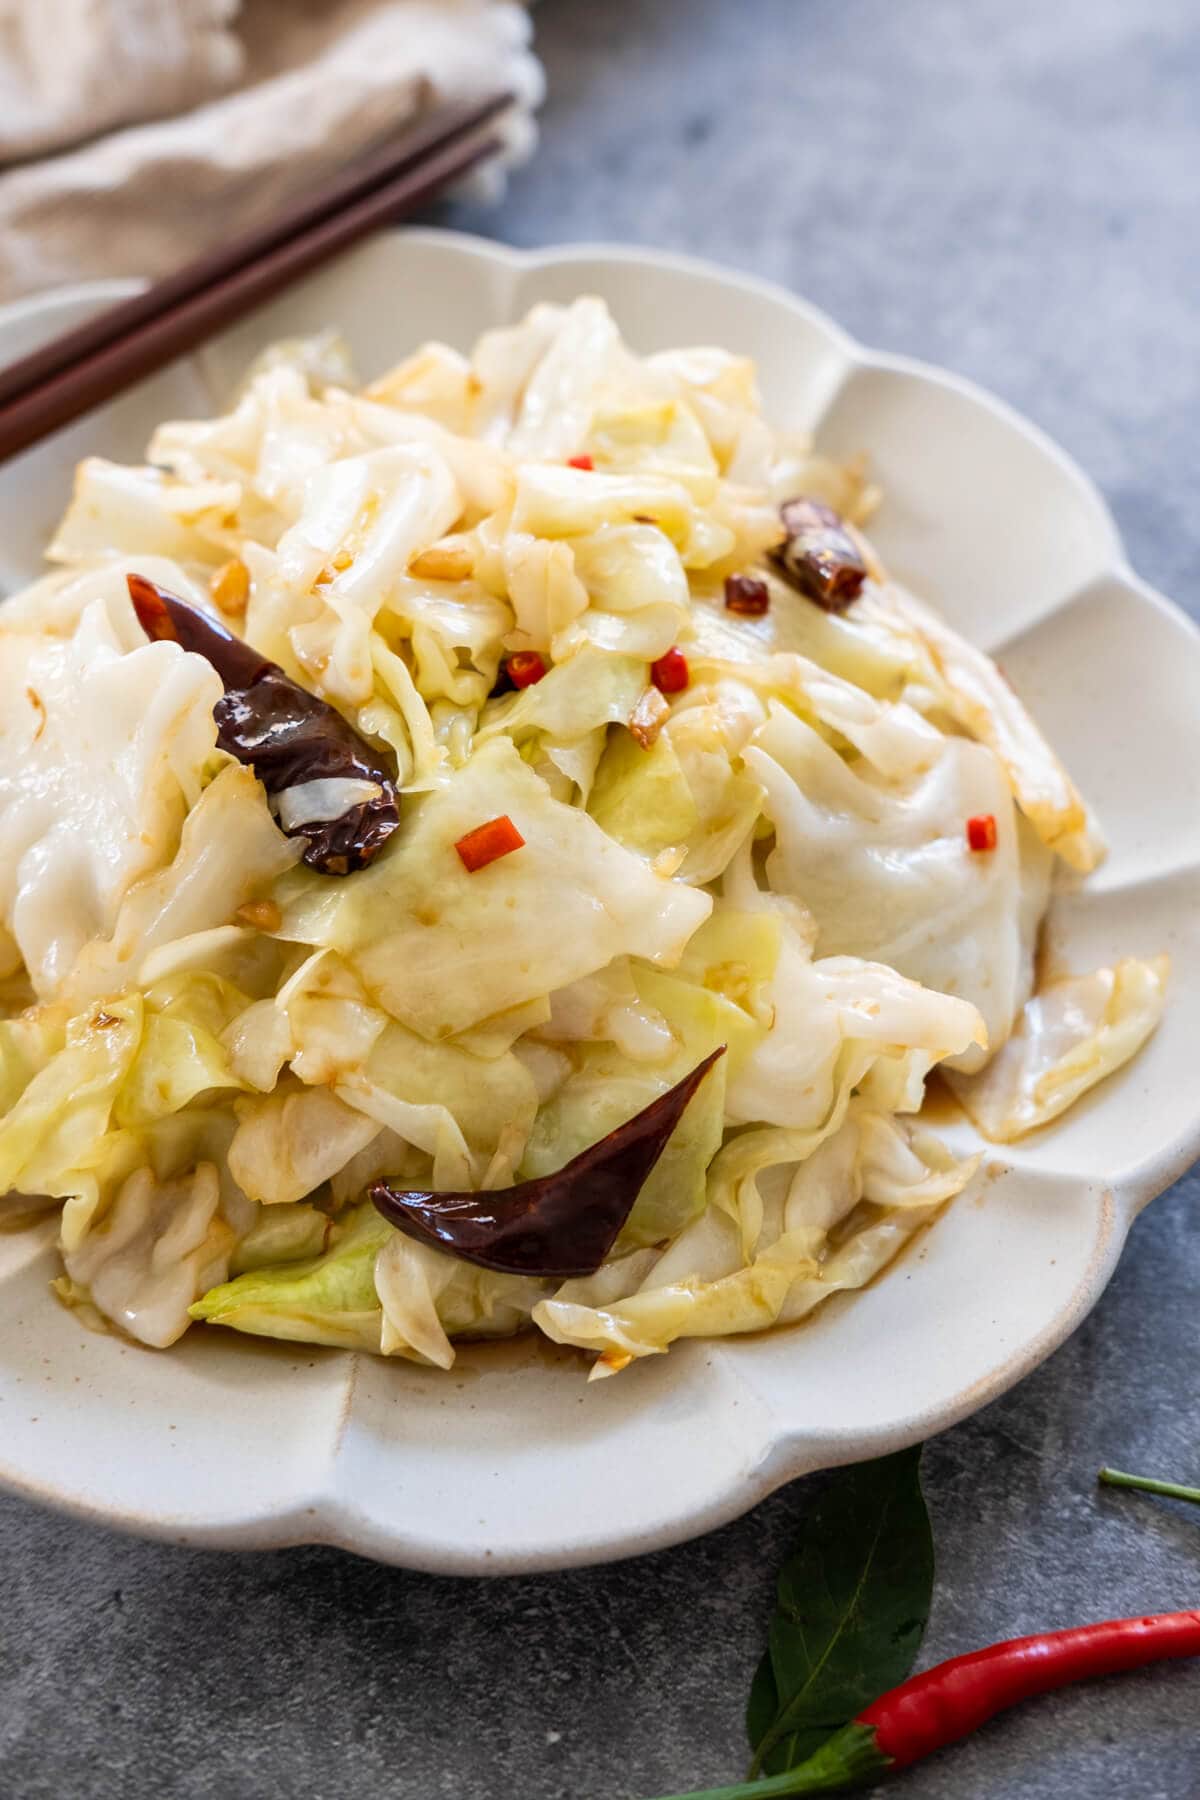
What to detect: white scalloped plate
<box><xmin>1</xmin><ymin>233</ymin><xmax>1197</xmax><ymax>1573</ymax></box>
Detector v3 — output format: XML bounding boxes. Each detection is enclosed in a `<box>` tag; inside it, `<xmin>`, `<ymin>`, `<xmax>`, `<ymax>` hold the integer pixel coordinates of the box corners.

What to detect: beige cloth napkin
<box><xmin>0</xmin><ymin>0</ymin><xmax>541</xmax><ymax>302</ymax></box>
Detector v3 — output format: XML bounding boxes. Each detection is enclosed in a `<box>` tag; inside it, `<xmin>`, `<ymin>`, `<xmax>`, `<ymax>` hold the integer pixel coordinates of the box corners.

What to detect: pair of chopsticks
<box><xmin>0</xmin><ymin>92</ymin><xmax>511</xmax><ymax>466</ymax></box>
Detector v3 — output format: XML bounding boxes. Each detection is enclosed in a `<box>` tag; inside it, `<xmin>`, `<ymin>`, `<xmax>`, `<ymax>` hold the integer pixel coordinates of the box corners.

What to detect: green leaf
<box><xmin>747</xmin><ymin>1447</ymin><xmax>933</xmax><ymax>1779</ymax></box>
<box><xmin>745</xmin><ymin>1649</ymin><xmax>780</xmax><ymax>1755</ymax></box>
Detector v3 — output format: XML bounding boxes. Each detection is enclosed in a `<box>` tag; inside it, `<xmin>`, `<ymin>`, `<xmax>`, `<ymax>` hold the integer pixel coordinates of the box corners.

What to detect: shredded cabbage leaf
<box><xmin>946</xmin><ymin>956</ymin><xmax>1168</xmax><ymax>1141</ymax></box>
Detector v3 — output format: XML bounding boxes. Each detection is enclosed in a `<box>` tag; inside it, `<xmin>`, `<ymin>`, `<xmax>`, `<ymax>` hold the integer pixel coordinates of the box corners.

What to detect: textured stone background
<box><xmin>2</xmin><ymin>2</ymin><xmax>1198</xmax><ymax>1796</ymax></box>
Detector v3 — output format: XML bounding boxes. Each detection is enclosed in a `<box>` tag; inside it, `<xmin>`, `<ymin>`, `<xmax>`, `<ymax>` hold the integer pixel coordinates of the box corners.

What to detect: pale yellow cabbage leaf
<box><xmin>947</xmin><ymin>956</ymin><xmax>1168</xmax><ymax>1141</ymax></box>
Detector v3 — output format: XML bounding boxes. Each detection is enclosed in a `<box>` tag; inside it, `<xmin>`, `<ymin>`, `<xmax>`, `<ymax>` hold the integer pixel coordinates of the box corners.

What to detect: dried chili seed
<box><xmin>235</xmin><ymin>898</ymin><xmax>283</xmax><ymax>932</ymax></box>
<box><xmin>505</xmin><ymin>651</ymin><xmax>547</xmax><ymax>689</ymax></box>
<box><xmin>210</xmin><ymin>556</ymin><xmax>250</xmax><ymax>618</ymax></box>
<box><xmin>314</xmin><ymin>548</ymin><xmax>353</xmax><ymax>587</ymax></box>
<box><xmin>127</xmin><ymin>573</ymin><xmax>399</xmax><ymax>876</ymax></box>
<box><xmin>629</xmin><ymin>685</ymin><xmax>670</xmax><ymax>749</ymax></box>
<box><xmin>724</xmin><ymin>573</ymin><xmax>770</xmax><ymax>616</ymax></box>
<box><xmin>772</xmin><ymin>496</ymin><xmax>867</xmax><ymax>611</ymax></box>
<box><xmin>567</xmin><ymin>453</ymin><xmax>594</xmax><ymax>470</ymax></box>
<box><xmin>25</xmin><ymin>686</ymin><xmax>45</xmax><ymax>741</ymax></box>
<box><xmin>454</xmin><ymin>814</ymin><xmax>525</xmax><ymax>873</ymax></box>
<box><xmin>966</xmin><ymin>813</ymin><xmax>998</xmax><ymax>852</ymax></box>
<box><xmin>370</xmin><ymin>1048</ymin><xmax>725</xmax><ymax>1278</ymax></box>
<box><xmin>408</xmin><ymin>542</ymin><xmax>474</xmax><ymax>582</ymax></box>
<box><xmin>650</xmin><ymin>647</ymin><xmax>689</xmax><ymax>694</ymax></box>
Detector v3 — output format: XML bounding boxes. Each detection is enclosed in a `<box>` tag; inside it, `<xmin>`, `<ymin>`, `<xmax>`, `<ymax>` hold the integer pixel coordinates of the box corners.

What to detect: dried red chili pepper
<box><xmin>966</xmin><ymin>813</ymin><xmax>998</xmax><ymax>852</ymax></box>
<box><xmin>454</xmin><ymin>814</ymin><xmax>525</xmax><ymax>872</ymax></box>
<box><xmin>505</xmin><ymin>651</ymin><xmax>547</xmax><ymax>688</ymax></box>
<box><xmin>567</xmin><ymin>453</ymin><xmax>594</xmax><ymax>470</ymax></box>
<box><xmin>724</xmin><ymin>574</ymin><xmax>770</xmax><ymax>616</ymax></box>
<box><xmin>651</xmin><ymin>646</ymin><xmax>690</xmax><ymax>694</ymax></box>
<box><xmin>127</xmin><ymin>573</ymin><xmax>399</xmax><ymax>875</ymax></box>
<box><xmin>651</xmin><ymin>1611</ymin><xmax>1200</xmax><ymax>1798</ymax></box>
<box><xmin>371</xmin><ymin>1048</ymin><xmax>725</xmax><ymax>1279</ymax></box>
<box><xmin>772</xmin><ymin>497</ymin><xmax>867</xmax><ymax>612</ymax></box>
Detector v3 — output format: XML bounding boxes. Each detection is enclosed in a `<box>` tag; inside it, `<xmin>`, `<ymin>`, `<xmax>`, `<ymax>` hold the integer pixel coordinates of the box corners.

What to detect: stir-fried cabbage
<box><xmin>0</xmin><ymin>297</ymin><xmax>1164</xmax><ymax>1373</ymax></box>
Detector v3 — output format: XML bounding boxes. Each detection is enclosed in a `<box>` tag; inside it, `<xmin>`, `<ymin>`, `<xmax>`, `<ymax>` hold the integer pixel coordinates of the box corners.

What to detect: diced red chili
<box><xmin>505</xmin><ymin>651</ymin><xmax>547</xmax><ymax>689</ymax></box>
<box><xmin>567</xmin><ymin>453</ymin><xmax>594</xmax><ymax>471</ymax></box>
<box><xmin>455</xmin><ymin>815</ymin><xmax>525</xmax><ymax>873</ymax></box>
<box><xmin>724</xmin><ymin>573</ymin><xmax>770</xmax><ymax>616</ymax></box>
<box><xmin>651</xmin><ymin>647</ymin><xmax>689</xmax><ymax>694</ymax></box>
<box><xmin>966</xmin><ymin>813</ymin><xmax>998</xmax><ymax>852</ymax></box>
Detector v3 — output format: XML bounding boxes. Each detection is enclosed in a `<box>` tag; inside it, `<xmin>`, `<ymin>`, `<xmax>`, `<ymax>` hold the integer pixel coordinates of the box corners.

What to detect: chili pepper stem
<box><xmin>641</xmin><ymin>1724</ymin><xmax>887</xmax><ymax>1800</ymax></box>
<box><xmin>1099</xmin><ymin>1466</ymin><xmax>1200</xmax><ymax>1506</ymax></box>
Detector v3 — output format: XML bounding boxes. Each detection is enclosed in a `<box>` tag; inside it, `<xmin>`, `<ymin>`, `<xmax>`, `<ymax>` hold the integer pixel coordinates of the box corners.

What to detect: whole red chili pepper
<box><xmin>857</xmin><ymin>1611</ymin><xmax>1200</xmax><ymax>1770</ymax></box>
<box><xmin>647</xmin><ymin>1612</ymin><xmax>1200</xmax><ymax>1797</ymax></box>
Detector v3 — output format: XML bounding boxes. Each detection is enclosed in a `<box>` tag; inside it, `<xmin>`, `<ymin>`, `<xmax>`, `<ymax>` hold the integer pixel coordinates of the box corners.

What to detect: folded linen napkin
<box><xmin>0</xmin><ymin>0</ymin><xmax>541</xmax><ymax>302</ymax></box>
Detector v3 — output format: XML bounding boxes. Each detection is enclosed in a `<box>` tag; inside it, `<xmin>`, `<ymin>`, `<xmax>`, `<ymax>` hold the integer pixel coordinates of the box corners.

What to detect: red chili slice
<box><xmin>454</xmin><ymin>815</ymin><xmax>525</xmax><ymax>873</ymax></box>
<box><xmin>650</xmin><ymin>647</ymin><xmax>689</xmax><ymax>694</ymax></box>
<box><xmin>724</xmin><ymin>573</ymin><xmax>770</xmax><ymax>616</ymax></box>
<box><xmin>966</xmin><ymin>813</ymin><xmax>998</xmax><ymax>852</ymax></box>
<box><xmin>505</xmin><ymin>651</ymin><xmax>547</xmax><ymax>689</ymax></box>
<box><xmin>567</xmin><ymin>453</ymin><xmax>594</xmax><ymax>470</ymax></box>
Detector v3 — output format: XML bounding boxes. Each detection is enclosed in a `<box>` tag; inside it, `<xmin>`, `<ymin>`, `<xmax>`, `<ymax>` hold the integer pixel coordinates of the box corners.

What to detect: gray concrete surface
<box><xmin>2</xmin><ymin>1</ymin><xmax>1198</xmax><ymax>1795</ymax></box>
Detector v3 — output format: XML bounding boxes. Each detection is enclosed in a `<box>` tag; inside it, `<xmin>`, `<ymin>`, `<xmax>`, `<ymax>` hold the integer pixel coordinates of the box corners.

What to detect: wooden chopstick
<box><xmin>0</xmin><ymin>101</ymin><xmax>508</xmax><ymax>466</ymax></box>
<box><xmin>0</xmin><ymin>93</ymin><xmax>511</xmax><ymax>413</ymax></box>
